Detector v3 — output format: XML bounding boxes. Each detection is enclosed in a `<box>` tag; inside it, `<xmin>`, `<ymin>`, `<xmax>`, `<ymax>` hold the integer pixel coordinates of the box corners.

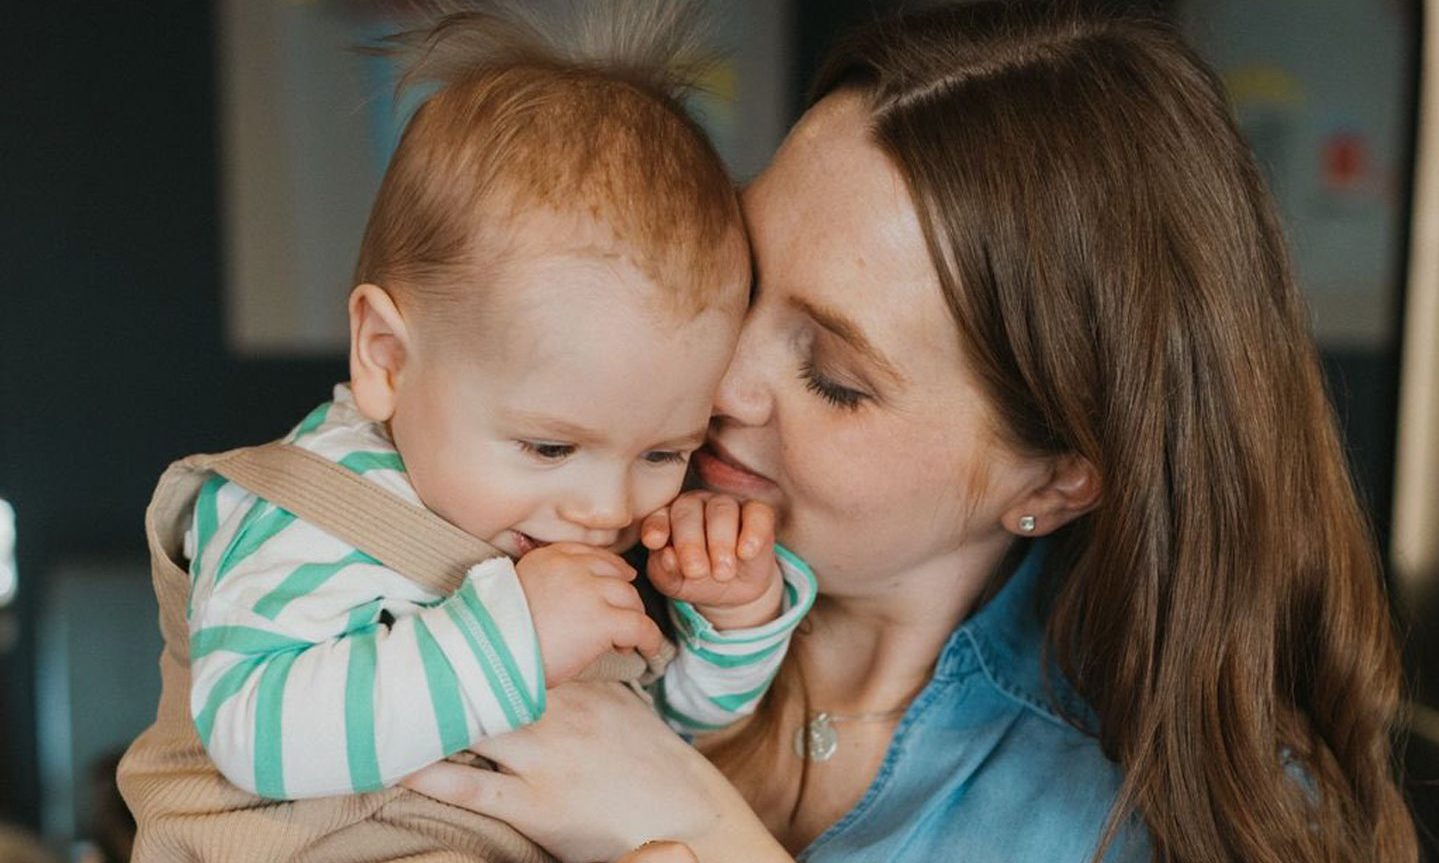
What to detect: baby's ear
<box><xmin>348</xmin><ymin>284</ymin><xmax>410</xmax><ymax>422</ymax></box>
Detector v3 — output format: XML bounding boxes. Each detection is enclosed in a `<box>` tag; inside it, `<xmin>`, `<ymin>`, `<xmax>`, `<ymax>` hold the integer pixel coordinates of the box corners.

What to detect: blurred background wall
<box><xmin>0</xmin><ymin>0</ymin><xmax>1427</xmax><ymax>859</ymax></box>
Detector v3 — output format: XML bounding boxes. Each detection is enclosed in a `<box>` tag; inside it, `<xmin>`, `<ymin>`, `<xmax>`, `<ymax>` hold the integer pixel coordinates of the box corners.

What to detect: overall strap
<box><xmin>207</xmin><ymin>442</ymin><xmax>502</xmax><ymax>596</ymax></box>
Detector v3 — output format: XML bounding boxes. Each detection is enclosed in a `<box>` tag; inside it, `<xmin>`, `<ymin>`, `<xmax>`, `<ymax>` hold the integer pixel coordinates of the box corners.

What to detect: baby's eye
<box><xmin>518</xmin><ymin>441</ymin><xmax>575</xmax><ymax>461</ymax></box>
<box><xmin>642</xmin><ymin>450</ymin><xmax>689</xmax><ymax>465</ymax></box>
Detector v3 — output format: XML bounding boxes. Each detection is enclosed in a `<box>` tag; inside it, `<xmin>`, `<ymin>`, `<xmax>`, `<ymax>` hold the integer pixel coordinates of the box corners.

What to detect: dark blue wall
<box><xmin>0</xmin><ymin>2</ymin><xmax>346</xmax><ymax>826</ymax></box>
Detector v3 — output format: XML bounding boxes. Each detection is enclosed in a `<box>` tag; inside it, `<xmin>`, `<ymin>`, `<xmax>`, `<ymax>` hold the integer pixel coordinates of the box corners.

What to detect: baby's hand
<box><xmin>641</xmin><ymin>491</ymin><xmax>783</xmax><ymax>631</ymax></box>
<box><xmin>515</xmin><ymin>543</ymin><xmax>664</xmax><ymax>687</ymax></box>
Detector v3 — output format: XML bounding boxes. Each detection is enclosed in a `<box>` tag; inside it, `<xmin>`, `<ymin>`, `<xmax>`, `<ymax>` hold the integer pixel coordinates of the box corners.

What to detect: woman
<box><xmin>405</xmin><ymin>3</ymin><xmax>1418</xmax><ymax>860</ymax></box>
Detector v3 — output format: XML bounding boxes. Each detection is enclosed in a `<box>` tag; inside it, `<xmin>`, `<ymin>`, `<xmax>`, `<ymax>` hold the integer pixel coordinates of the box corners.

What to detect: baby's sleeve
<box><xmin>186</xmin><ymin>477</ymin><xmax>545</xmax><ymax>800</ymax></box>
<box><xmin>650</xmin><ymin>545</ymin><xmax>817</xmax><ymax>734</ymax></box>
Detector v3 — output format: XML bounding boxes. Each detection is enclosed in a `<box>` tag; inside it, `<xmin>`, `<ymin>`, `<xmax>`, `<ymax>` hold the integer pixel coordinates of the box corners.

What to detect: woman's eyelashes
<box><xmin>799</xmin><ymin>359</ymin><xmax>869</xmax><ymax>410</ymax></box>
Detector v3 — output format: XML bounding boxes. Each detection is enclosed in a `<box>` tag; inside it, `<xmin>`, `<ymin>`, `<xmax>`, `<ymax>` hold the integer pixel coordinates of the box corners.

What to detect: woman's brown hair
<box><xmin>811</xmin><ymin>3</ymin><xmax>1416</xmax><ymax>860</ymax></box>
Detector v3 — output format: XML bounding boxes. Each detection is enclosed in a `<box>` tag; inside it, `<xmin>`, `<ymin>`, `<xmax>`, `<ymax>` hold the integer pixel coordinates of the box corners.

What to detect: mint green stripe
<box><xmin>189</xmin><ymin>475</ymin><xmax>230</xmax><ymax>620</ymax></box>
<box><xmin>292</xmin><ymin>402</ymin><xmax>332</xmax><ymax>441</ymax></box>
<box><xmin>684</xmin><ymin>639</ymin><xmax>786</xmax><ymax>669</ymax></box>
<box><xmin>443</xmin><ymin>605</ymin><xmax>525</xmax><ymax>730</ymax></box>
<box><xmin>253</xmin><ymin>648</ymin><xmax>301</xmax><ymax>798</ymax></box>
<box><xmin>654</xmin><ymin>678</ymin><xmax>728</xmax><ymax>731</ymax></box>
<box><xmin>253</xmin><ymin>550</ymin><xmax>377</xmax><ymax>620</ymax></box>
<box><xmin>192</xmin><ymin>626</ymin><xmax>311</xmax><ymax>659</ymax></box>
<box><xmin>346</xmin><ymin>599</ymin><xmax>384</xmax><ymax>633</ymax></box>
<box><xmin>216</xmin><ymin>502</ymin><xmax>297</xmax><ymax>582</ymax></box>
<box><xmin>707</xmin><ymin>677</ymin><xmax>776</xmax><ymax>713</ymax></box>
<box><xmin>774</xmin><ymin>544</ymin><xmax>814</xmax><ymax>581</ymax></box>
<box><xmin>415</xmin><ymin>619</ymin><xmax>469</xmax><ymax>755</ymax></box>
<box><xmin>338</xmin><ymin>451</ymin><xmax>406</xmax><ymax>474</ymax></box>
<box><xmin>532</xmin><ymin>637</ymin><xmax>547</xmax><ymax>715</ymax></box>
<box><xmin>458</xmin><ymin>582</ymin><xmax>539</xmax><ymax>719</ymax></box>
<box><xmin>194</xmin><ymin>656</ymin><xmax>265</xmax><ymax>747</ymax></box>
<box><xmin>345</xmin><ymin>627</ymin><xmax>383</xmax><ymax>793</ymax></box>
<box><xmin>192</xmin><ymin>475</ymin><xmax>227</xmax><ymax>569</ymax></box>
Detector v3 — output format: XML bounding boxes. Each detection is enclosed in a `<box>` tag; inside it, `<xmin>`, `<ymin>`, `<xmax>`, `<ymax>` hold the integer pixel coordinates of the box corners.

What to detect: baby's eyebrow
<box><xmin>504</xmin><ymin>411</ymin><xmax>607</xmax><ymax>445</ymax></box>
<box><xmin>656</xmin><ymin>430</ymin><xmax>708</xmax><ymax>451</ymax></box>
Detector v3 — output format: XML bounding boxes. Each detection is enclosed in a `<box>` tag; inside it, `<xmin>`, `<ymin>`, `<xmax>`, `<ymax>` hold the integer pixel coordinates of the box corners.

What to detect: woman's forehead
<box><xmin>743</xmin><ymin>95</ymin><xmax>954</xmax><ymax>360</ymax></box>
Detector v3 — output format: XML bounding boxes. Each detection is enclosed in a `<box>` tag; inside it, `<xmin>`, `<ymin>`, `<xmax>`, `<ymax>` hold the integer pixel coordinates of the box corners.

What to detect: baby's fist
<box><xmin>515</xmin><ymin>543</ymin><xmax>663</xmax><ymax>687</ymax></box>
<box><xmin>642</xmin><ymin>492</ymin><xmax>783</xmax><ymax>630</ymax></box>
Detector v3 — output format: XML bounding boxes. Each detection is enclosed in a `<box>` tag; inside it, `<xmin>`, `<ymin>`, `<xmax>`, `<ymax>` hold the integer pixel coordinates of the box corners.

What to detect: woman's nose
<box><xmin>712</xmin><ymin>319</ymin><xmax>774</xmax><ymax>427</ymax></box>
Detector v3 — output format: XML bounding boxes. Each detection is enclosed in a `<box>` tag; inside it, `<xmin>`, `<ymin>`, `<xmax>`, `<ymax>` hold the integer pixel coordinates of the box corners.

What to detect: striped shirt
<box><xmin>186</xmin><ymin>385</ymin><xmax>816</xmax><ymax>799</ymax></box>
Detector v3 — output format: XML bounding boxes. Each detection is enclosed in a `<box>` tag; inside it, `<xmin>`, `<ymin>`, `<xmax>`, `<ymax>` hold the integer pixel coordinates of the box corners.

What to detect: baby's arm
<box><xmin>641</xmin><ymin>492</ymin><xmax>817</xmax><ymax>733</ymax></box>
<box><xmin>187</xmin><ymin>480</ymin><xmax>658</xmax><ymax>800</ymax></box>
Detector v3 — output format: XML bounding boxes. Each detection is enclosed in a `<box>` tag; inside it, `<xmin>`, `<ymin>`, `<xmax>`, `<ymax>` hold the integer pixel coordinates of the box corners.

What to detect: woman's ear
<box><xmin>1001</xmin><ymin>453</ymin><xmax>1100</xmax><ymax>537</ymax></box>
<box><xmin>348</xmin><ymin>284</ymin><xmax>411</xmax><ymax>423</ymax></box>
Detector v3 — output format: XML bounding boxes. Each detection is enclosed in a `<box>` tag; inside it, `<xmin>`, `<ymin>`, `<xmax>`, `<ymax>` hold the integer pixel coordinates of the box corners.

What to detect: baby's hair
<box><xmin>354</xmin><ymin>0</ymin><xmax>744</xmax><ymax>329</ymax></box>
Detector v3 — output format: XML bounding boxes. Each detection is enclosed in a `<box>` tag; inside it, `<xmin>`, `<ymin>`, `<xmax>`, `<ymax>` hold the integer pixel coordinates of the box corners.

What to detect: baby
<box><xmin>183</xmin><ymin>2</ymin><xmax>814</xmax><ymax>803</ymax></box>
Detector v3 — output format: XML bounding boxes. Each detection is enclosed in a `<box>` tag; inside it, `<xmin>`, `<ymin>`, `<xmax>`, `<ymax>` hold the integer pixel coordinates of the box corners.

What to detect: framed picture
<box><xmin>218</xmin><ymin>0</ymin><xmax>791</xmax><ymax>356</ymax></box>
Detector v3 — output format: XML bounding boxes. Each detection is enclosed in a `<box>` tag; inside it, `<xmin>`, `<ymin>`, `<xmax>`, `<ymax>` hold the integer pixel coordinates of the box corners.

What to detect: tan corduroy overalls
<box><xmin>118</xmin><ymin>443</ymin><xmax>671</xmax><ymax>862</ymax></box>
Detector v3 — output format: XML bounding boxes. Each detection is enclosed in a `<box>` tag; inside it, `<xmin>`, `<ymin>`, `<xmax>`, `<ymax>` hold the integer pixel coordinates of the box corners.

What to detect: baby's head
<box><xmin>346</xmin><ymin>2</ymin><xmax>748</xmax><ymax>557</ymax></box>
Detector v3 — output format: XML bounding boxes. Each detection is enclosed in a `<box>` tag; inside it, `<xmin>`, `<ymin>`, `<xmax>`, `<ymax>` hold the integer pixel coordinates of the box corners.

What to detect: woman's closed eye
<box><xmin>518</xmin><ymin>440</ymin><xmax>576</xmax><ymax>461</ymax></box>
<box><xmin>800</xmin><ymin>359</ymin><xmax>869</xmax><ymax>410</ymax></box>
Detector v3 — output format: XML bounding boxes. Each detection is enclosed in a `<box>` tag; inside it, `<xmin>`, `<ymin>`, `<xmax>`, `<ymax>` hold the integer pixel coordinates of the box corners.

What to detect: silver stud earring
<box><xmin>1018</xmin><ymin>515</ymin><xmax>1037</xmax><ymax>533</ymax></box>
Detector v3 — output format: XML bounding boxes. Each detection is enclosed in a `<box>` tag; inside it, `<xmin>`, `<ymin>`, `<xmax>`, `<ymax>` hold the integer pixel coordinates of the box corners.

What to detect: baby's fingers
<box><xmin>610</xmin><ymin>609</ymin><xmax>665</xmax><ymax>659</ymax></box>
<box><xmin>704</xmin><ymin>496</ymin><xmax>741</xmax><ymax>582</ymax></box>
<box><xmin>640</xmin><ymin>508</ymin><xmax>671</xmax><ymax>550</ymax></box>
<box><xmin>646</xmin><ymin>546</ymin><xmax>686</xmax><ymax>598</ymax></box>
<box><xmin>738</xmin><ymin>500</ymin><xmax>777</xmax><ymax>561</ymax></box>
<box><xmin>599</xmin><ymin>578</ymin><xmax>646</xmax><ymax>613</ymax></box>
<box><xmin>669</xmin><ymin>493</ymin><xmax>711</xmax><ymax>579</ymax></box>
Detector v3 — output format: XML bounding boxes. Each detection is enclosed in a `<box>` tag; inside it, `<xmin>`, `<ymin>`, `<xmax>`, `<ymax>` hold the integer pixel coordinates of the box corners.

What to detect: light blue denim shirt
<box><xmin>799</xmin><ymin>541</ymin><xmax>1150</xmax><ymax>862</ymax></box>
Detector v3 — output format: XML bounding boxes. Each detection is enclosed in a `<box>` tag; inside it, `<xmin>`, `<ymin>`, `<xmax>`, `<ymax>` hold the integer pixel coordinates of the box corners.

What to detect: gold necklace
<box><xmin>792</xmin><ymin>704</ymin><xmax>912</xmax><ymax>762</ymax></box>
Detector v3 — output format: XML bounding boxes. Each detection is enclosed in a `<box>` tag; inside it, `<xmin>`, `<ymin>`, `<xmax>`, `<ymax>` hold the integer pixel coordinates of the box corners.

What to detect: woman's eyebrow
<box><xmin>789</xmin><ymin>296</ymin><xmax>906</xmax><ymax>384</ymax></box>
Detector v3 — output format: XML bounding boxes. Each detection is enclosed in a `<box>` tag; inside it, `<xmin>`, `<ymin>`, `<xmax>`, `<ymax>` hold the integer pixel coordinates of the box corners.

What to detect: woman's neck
<box><xmin>790</xmin><ymin>535</ymin><xmax>1010</xmax><ymax>714</ymax></box>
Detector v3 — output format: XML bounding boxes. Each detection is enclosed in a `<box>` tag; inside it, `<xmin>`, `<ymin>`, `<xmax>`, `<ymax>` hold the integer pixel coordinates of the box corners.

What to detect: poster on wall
<box><xmin>1180</xmin><ymin>0</ymin><xmax>1410</xmax><ymax>349</ymax></box>
<box><xmin>220</xmin><ymin>0</ymin><xmax>790</xmax><ymax>356</ymax></box>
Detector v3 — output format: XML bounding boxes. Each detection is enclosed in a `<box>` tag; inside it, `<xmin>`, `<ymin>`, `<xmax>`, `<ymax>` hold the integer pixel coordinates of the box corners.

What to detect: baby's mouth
<box><xmin>512</xmin><ymin>531</ymin><xmax>548</xmax><ymax>557</ymax></box>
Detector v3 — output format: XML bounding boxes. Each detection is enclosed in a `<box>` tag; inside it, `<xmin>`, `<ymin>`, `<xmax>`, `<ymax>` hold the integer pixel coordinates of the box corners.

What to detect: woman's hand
<box><xmin>400</xmin><ymin>682</ymin><xmax>790</xmax><ymax>863</ymax></box>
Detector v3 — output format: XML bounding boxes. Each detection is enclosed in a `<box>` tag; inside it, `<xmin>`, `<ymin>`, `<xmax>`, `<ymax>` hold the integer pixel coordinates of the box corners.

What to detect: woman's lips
<box><xmin>693</xmin><ymin>442</ymin><xmax>776</xmax><ymax>496</ymax></box>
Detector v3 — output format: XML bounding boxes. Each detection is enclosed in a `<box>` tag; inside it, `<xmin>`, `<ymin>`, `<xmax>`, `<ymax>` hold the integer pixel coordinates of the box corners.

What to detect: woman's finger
<box><xmin>400</xmin><ymin>760</ymin><xmax>529</xmax><ymax>824</ymax></box>
<box><xmin>703</xmin><ymin>496</ymin><xmax>740</xmax><ymax>581</ymax></box>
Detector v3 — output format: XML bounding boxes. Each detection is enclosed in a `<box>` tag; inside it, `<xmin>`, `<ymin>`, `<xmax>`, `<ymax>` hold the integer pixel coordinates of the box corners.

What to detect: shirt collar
<box><xmin>936</xmin><ymin>539</ymin><xmax>1093</xmax><ymax>729</ymax></box>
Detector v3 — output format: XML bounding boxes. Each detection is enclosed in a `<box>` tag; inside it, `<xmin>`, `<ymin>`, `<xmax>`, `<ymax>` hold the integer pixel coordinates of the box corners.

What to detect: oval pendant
<box><xmin>793</xmin><ymin>712</ymin><xmax>839</xmax><ymax>761</ymax></box>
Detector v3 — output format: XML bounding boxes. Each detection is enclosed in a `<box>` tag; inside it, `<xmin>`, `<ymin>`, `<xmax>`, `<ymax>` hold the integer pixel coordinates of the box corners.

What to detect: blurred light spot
<box><xmin>0</xmin><ymin>499</ymin><xmax>14</xmax><ymax>608</ymax></box>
